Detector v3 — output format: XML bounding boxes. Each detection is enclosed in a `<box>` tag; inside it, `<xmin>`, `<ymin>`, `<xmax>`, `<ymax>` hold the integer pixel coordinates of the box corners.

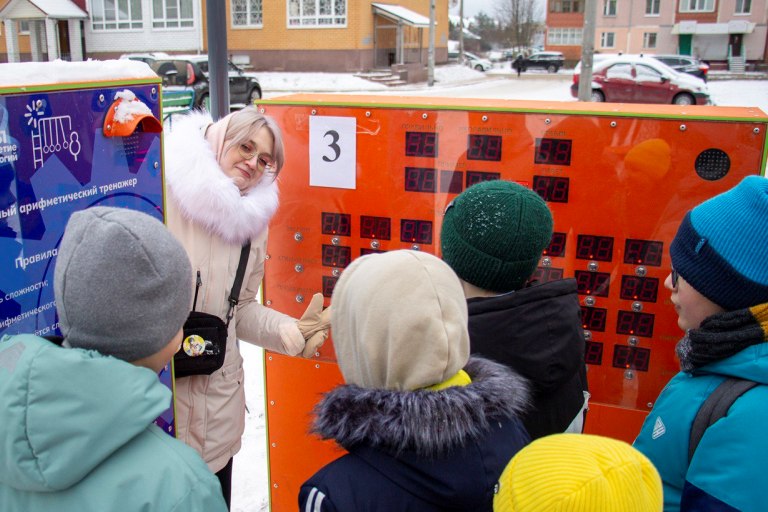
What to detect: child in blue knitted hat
<box><xmin>633</xmin><ymin>175</ymin><xmax>768</xmax><ymax>512</ymax></box>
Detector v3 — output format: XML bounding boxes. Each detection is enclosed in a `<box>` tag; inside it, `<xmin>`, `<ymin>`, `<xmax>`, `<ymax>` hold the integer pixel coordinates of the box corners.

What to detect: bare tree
<box><xmin>496</xmin><ymin>0</ymin><xmax>543</xmax><ymax>50</ymax></box>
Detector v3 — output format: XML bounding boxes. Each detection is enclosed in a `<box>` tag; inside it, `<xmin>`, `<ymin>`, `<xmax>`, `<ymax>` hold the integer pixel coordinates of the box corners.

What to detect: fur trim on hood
<box><xmin>311</xmin><ymin>357</ymin><xmax>530</xmax><ymax>457</ymax></box>
<box><xmin>163</xmin><ymin>110</ymin><xmax>279</xmax><ymax>245</ymax></box>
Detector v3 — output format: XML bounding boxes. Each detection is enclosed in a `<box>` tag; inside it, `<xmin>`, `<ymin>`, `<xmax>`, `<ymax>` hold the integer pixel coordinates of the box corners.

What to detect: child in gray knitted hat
<box><xmin>0</xmin><ymin>207</ymin><xmax>227</xmax><ymax>512</ymax></box>
<box><xmin>440</xmin><ymin>180</ymin><xmax>589</xmax><ymax>440</ymax></box>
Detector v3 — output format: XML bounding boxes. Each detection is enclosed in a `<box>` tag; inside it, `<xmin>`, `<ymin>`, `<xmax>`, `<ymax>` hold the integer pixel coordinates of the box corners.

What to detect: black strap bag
<box><xmin>173</xmin><ymin>243</ymin><xmax>250</xmax><ymax>378</ymax></box>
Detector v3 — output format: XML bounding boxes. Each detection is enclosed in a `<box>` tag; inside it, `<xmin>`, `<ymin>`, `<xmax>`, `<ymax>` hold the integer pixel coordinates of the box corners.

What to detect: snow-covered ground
<box><xmin>232</xmin><ymin>67</ymin><xmax>767</xmax><ymax>512</ymax></box>
<box><xmin>255</xmin><ymin>63</ymin><xmax>768</xmax><ymax>112</ymax></box>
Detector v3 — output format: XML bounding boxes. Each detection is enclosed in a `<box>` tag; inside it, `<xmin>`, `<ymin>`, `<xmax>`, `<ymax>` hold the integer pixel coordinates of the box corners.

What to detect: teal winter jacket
<box><xmin>633</xmin><ymin>342</ymin><xmax>768</xmax><ymax>512</ymax></box>
<box><xmin>0</xmin><ymin>334</ymin><xmax>227</xmax><ymax>512</ymax></box>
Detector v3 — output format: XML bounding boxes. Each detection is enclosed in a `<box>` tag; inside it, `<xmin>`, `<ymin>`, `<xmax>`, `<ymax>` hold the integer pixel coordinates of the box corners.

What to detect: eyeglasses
<box><xmin>237</xmin><ymin>143</ymin><xmax>277</xmax><ymax>176</ymax></box>
<box><xmin>671</xmin><ymin>268</ymin><xmax>679</xmax><ymax>288</ymax></box>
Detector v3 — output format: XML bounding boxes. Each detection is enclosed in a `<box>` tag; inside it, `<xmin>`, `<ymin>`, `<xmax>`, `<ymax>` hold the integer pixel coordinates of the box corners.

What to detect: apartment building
<box><xmin>546</xmin><ymin>0</ymin><xmax>767</xmax><ymax>69</ymax></box>
<box><xmin>1</xmin><ymin>0</ymin><xmax>450</xmax><ymax>72</ymax></box>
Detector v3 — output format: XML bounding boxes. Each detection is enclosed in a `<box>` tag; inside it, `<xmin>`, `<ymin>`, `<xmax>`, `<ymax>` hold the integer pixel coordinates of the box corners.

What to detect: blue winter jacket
<box><xmin>0</xmin><ymin>334</ymin><xmax>228</xmax><ymax>512</ymax></box>
<box><xmin>633</xmin><ymin>342</ymin><xmax>768</xmax><ymax>512</ymax></box>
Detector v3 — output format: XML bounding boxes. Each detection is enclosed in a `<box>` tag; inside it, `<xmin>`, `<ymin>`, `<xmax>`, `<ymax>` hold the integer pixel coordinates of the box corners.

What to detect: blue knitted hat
<box><xmin>441</xmin><ymin>180</ymin><xmax>553</xmax><ymax>293</ymax></box>
<box><xmin>670</xmin><ymin>175</ymin><xmax>768</xmax><ymax>310</ymax></box>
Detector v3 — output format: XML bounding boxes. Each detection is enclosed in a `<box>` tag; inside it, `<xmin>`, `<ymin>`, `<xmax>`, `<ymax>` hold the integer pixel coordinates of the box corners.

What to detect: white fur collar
<box><xmin>163</xmin><ymin>111</ymin><xmax>279</xmax><ymax>245</ymax></box>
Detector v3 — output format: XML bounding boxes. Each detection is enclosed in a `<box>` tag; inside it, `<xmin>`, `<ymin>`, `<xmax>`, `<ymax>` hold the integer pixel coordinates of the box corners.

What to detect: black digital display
<box><xmin>616</xmin><ymin>310</ymin><xmax>655</xmax><ymax>338</ymax></box>
<box><xmin>530</xmin><ymin>266</ymin><xmax>564</xmax><ymax>284</ymax></box>
<box><xmin>360</xmin><ymin>248</ymin><xmax>386</xmax><ymax>256</ymax></box>
<box><xmin>321</xmin><ymin>212</ymin><xmax>351</xmax><ymax>236</ymax></box>
<box><xmin>575</xmin><ymin>271</ymin><xmax>610</xmax><ymax>297</ymax></box>
<box><xmin>624</xmin><ymin>239</ymin><xmax>664</xmax><ymax>267</ymax></box>
<box><xmin>440</xmin><ymin>170</ymin><xmax>464</xmax><ymax>194</ymax></box>
<box><xmin>612</xmin><ymin>345</ymin><xmax>651</xmax><ymax>372</ymax></box>
<box><xmin>535</xmin><ymin>137</ymin><xmax>573</xmax><ymax>166</ymax></box>
<box><xmin>321</xmin><ymin>244</ymin><xmax>351</xmax><ymax>268</ymax></box>
<box><xmin>543</xmin><ymin>232</ymin><xmax>567</xmax><ymax>257</ymax></box>
<box><xmin>585</xmin><ymin>341</ymin><xmax>604</xmax><ymax>365</ymax></box>
<box><xmin>405</xmin><ymin>167</ymin><xmax>437</xmax><ymax>192</ymax></box>
<box><xmin>467</xmin><ymin>134</ymin><xmax>502</xmax><ymax>161</ymax></box>
<box><xmin>322</xmin><ymin>276</ymin><xmax>338</xmax><ymax>298</ymax></box>
<box><xmin>360</xmin><ymin>215</ymin><xmax>391</xmax><ymax>240</ymax></box>
<box><xmin>400</xmin><ymin>219</ymin><xmax>433</xmax><ymax>245</ymax></box>
<box><xmin>405</xmin><ymin>131</ymin><xmax>438</xmax><ymax>157</ymax></box>
<box><xmin>619</xmin><ymin>276</ymin><xmax>659</xmax><ymax>302</ymax></box>
<box><xmin>576</xmin><ymin>235</ymin><xmax>614</xmax><ymax>262</ymax></box>
<box><xmin>466</xmin><ymin>171</ymin><xmax>501</xmax><ymax>188</ymax></box>
<box><xmin>581</xmin><ymin>307</ymin><xmax>608</xmax><ymax>332</ymax></box>
<box><xmin>533</xmin><ymin>175</ymin><xmax>569</xmax><ymax>203</ymax></box>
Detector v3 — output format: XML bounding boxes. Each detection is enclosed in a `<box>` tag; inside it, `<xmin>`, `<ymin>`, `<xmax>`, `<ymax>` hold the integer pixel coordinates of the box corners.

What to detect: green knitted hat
<box><xmin>441</xmin><ymin>180</ymin><xmax>553</xmax><ymax>293</ymax></box>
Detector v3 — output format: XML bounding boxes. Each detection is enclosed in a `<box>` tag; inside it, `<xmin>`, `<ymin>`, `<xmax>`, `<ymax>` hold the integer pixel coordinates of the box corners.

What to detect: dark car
<box><xmin>571</xmin><ymin>55</ymin><xmax>710</xmax><ymax>105</ymax></box>
<box><xmin>515</xmin><ymin>51</ymin><xmax>564</xmax><ymax>73</ymax></box>
<box><xmin>650</xmin><ymin>54</ymin><xmax>709</xmax><ymax>82</ymax></box>
<box><xmin>122</xmin><ymin>53</ymin><xmax>262</xmax><ymax>110</ymax></box>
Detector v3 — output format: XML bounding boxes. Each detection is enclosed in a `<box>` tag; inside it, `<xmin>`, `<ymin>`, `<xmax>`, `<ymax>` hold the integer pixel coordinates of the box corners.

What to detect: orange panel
<box><xmin>258</xmin><ymin>94</ymin><xmax>768</xmax><ymax>511</ymax></box>
<box><xmin>583</xmin><ymin>402</ymin><xmax>649</xmax><ymax>443</ymax></box>
<box><xmin>263</xmin><ymin>352</ymin><xmax>344</xmax><ymax>508</ymax></box>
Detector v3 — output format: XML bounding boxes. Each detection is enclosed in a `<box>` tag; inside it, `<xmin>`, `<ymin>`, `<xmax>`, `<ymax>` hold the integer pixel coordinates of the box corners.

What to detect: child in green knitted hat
<box><xmin>440</xmin><ymin>179</ymin><xmax>589</xmax><ymax>440</ymax></box>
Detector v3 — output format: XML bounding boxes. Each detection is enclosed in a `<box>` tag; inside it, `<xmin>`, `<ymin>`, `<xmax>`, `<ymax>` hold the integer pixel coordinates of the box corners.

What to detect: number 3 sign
<box><xmin>309</xmin><ymin>116</ymin><xmax>357</xmax><ymax>189</ymax></box>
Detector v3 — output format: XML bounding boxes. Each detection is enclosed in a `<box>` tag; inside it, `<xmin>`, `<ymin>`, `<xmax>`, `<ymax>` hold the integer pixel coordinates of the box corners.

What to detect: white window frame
<box><xmin>735</xmin><ymin>0</ymin><xmax>751</xmax><ymax>14</ymax></box>
<box><xmin>679</xmin><ymin>0</ymin><xmax>714</xmax><ymax>13</ymax></box>
<box><xmin>547</xmin><ymin>27</ymin><xmax>583</xmax><ymax>46</ymax></box>
<box><xmin>90</xmin><ymin>0</ymin><xmax>144</xmax><ymax>31</ymax></box>
<box><xmin>601</xmin><ymin>31</ymin><xmax>615</xmax><ymax>48</ymax></box>
<box><xmin>645</xmin><ymin>0</ymin><xmax>660</xmax><ymax>15</ymax></box>
<box><xmin>232</xmin><ymin>0</ymin><xmax>263</xmax><ymax>27</ymax></box>
<box><xmin>152</xmin><ymin>0</ymin><xmax>193</xmax><ymax>29</ymax></box>
<box><xmin>603</xmin><ymin>0</ymin><xmax>617</xmax><ymax>16</ymax></box>
<box><xmin>17</xmin><ymin>20</ymin><xmax>30</xmax><ymax>34</ymax></box>
<box><xmin>643</xmin><ymin>32</ymin><xmax>657</xmax><ymax>49</ymax></box>
<box><xmin>288</xmin><ymin>0</ymin><xmax>347</xmax><ymax>28</ymax></box>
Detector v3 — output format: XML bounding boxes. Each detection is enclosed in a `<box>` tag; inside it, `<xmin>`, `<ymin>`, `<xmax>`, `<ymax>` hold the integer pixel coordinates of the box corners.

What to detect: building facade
<box><xmin>1</xmin><ymin>0</ymin><xmax>450</xmax><ymax>72</ymax></box>
<box><xmin>546</xmin><ymin>0</ymin><xmax>767</xmax><ymax>69</ymax></box>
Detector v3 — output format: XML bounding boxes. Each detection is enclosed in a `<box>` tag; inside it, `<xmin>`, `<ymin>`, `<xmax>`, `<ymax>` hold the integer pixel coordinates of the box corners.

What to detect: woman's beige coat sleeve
<box><xmin>234</xmin><ymin>232</ymin><xmax>301</xmax><ymax>354</ymax></box>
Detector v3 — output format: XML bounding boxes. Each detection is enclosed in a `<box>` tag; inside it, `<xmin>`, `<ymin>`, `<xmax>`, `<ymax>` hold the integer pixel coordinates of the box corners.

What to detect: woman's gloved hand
<box><xmin>297</xmin><ymin>293</ymin><xmax>332</xmax><ymax>357</ymax></box>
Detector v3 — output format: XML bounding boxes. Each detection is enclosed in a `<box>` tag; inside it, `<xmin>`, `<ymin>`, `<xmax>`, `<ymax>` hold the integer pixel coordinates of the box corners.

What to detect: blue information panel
<box><xmin>0</xmin><ymin>81</ymin><xmax>174</xmax><ymax>434</ymax></box>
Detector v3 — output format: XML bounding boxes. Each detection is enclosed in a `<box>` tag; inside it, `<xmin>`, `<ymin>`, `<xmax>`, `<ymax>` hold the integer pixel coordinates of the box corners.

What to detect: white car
<box><xmin>463</xmin><ymin>52</ymin><xmax>493</xmax><ymax>72</ymax></box>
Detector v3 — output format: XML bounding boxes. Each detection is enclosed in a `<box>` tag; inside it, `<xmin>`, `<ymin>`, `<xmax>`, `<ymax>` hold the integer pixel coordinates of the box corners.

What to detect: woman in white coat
<box><xmin>163</xmin><ymin>107</ymin><xmax>328</xmax><ymax>507</ymax></box>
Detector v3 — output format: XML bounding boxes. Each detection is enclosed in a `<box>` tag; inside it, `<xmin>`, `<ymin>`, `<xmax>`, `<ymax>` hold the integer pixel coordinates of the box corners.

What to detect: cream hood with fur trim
<box><xmin>331</xmin><ymin>250</ymin><xmax>470</xmax><ymax>391</ymax></box>
<box><xmin>163</xmin><ymin>111</ymin><xmax>278</xmax><ymax>245</ymax></box>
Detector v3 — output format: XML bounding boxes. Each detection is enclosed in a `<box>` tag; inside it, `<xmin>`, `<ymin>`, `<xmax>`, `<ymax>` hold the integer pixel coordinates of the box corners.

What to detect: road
<box><xmin>367</xmin><ymin>73</ymin><xmax>768</xmax><ymax>113</ymax></box>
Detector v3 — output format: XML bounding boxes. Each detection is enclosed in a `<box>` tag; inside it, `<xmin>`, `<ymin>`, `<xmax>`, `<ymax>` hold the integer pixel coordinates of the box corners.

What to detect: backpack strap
<box><xmin>688</xmin><ymin>377</ymin><xmax>759</xmax><ymax>463</ymax></box>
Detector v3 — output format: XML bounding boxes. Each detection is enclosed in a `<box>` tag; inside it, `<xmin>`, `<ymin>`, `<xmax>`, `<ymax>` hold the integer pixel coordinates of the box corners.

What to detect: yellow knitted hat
<box><xmin>494</xmin><ymin>434</ymin><xmax>662</xmax><ymax>512</ymax></box>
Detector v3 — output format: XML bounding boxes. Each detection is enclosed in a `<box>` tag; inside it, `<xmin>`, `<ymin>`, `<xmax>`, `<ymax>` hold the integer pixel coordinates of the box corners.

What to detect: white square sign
<box><xmin>309</xmin><ymin>115</ymin><xmax>356</xmax><ymax>189</ymax></box>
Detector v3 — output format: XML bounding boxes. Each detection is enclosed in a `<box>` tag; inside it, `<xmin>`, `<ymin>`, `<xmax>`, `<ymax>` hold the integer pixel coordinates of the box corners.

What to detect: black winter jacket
<box><xmin>467</xmin><ymin>278</ymin><xmax>588</xmax><ymax>440</ymax></box>
<box><xmin>298</xmin><ymin>357</ymin><xmax>531</xmax><ymax>512</ymax></box>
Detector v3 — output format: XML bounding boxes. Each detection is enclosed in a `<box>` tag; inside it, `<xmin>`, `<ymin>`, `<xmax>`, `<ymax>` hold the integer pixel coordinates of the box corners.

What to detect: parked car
<box><xmin>516</xmin><ymin>51</ymin><xmax>564</xmax><ymax>73</ymax></box>
<box><xmin>650</xmin><ymin>54</ymin><xmax>709</xmax><ymax>82</ymax></box>
<box><xmin>463</xmin><ymin>52</ymin><xmax>493</xmax><ymax>72</ymax></box>
<box><xmin>121</xmin><ymin>53</ymin><xmax>262</xmax><ymax>110</ymax></box>
<box><xmin>571</xmin><ymin>54</ymin><xmax>710</xmax><ymax>105</ymax></box>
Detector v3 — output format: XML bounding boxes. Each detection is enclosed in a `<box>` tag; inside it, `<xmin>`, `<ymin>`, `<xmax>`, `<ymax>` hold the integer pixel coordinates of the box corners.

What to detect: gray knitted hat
<box><xmin>54</xmin><ymin>207</ymin><xmax>192</xmax><ymax>362</ymax></box>
<box><xmin>441</xmin><ymin>180</ymin><xmax>554</xmax><ymax>293</ymax></box>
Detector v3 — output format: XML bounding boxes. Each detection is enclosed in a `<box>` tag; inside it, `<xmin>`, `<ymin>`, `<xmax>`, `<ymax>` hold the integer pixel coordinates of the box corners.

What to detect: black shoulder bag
<box><xmin>173</xmin><ymin>243</ymin><xmax>250</xmax><ymax>378</ymax></box>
